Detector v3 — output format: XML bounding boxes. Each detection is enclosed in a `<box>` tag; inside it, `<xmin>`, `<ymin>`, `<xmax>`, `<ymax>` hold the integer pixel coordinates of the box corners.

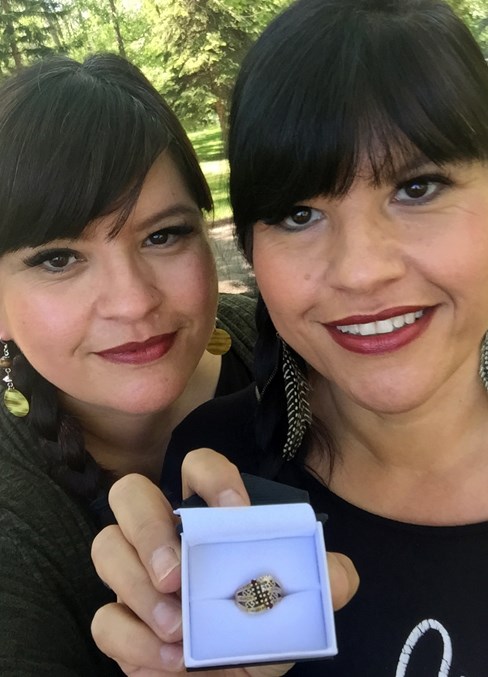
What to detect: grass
<box><xmin>188</xmin><ymin>124</ymin><xmax>232</xmax><ymax>222</ymax></box>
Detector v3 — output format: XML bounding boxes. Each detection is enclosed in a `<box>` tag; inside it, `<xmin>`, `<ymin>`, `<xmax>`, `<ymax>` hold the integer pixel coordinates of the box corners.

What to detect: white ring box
<box><xmin>176</xmin><ymin>502</ymin><xmax>338</xmax><ymax>669</ymax></box>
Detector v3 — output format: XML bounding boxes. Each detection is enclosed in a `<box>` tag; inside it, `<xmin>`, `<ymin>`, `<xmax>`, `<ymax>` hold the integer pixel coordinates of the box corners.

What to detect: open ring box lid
<box><xmin>177</xmin><ymin>500</ymin><xmax>338</xmax><ymax>669</ymax></box>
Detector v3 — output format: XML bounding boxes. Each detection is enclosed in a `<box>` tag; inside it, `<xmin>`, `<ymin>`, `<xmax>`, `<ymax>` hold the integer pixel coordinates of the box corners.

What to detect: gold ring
<box><xmin>234</xmin><ymin>574</ymin><xmax>284</xmax><ymax>613</ymax></box>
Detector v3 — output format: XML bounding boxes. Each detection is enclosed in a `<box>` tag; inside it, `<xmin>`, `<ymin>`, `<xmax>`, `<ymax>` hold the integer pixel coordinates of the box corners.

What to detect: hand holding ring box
<box><xmin>177</xmin><ymin>498</ymin><xmax>338</xmax><ymax>670</ymax></box>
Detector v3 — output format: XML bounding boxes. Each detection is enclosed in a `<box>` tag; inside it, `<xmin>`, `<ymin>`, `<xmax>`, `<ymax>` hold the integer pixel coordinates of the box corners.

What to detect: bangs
<box><xmin>229</xmin><ymin>0</ymin><xmax>488</xmax><ymax>244</ymax></box>
<box><xmin>0</xmin><ymin>56</ymin><xmax>211</xmax><ymax>254</ymax></box>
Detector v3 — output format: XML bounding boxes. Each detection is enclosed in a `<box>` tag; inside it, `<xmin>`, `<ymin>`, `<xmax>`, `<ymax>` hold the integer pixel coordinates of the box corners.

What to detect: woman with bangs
<box><xmin>92</xmin><ymin>0</ymin><xmax>488</xmax><ymax>675</ymax></box>
<box><xmin>0</xmin><ymin>54</ymin><xmax>259</xmax><ymax>675</ymax></box>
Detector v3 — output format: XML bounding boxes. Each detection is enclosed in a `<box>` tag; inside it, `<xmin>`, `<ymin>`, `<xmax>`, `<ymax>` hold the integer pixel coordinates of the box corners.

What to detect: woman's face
<box><xmin>252</xmin><ymin>159</ymin><xmax>488</xmax><ymax>414</ymax></box>
<box><xmin>0</xmin><ymin>154</ymin><xmax>218</xmax><ymax>417</ymax></box>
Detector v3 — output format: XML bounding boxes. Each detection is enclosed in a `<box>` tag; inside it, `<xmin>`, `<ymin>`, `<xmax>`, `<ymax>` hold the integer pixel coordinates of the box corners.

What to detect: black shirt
<box><xmin>163</xmin><ymin>385</ymin><xmax>488</xmax><ymax>676</ymax></box>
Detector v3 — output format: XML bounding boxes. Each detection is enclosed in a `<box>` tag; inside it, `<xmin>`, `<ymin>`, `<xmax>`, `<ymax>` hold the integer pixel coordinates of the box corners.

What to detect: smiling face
<box><xmin>252</xmin><ymin>159</ymin><xmax>488</xmax><ymax>415</ymax></box>
<box><xmin>0</xmin><ymin>154</ymin><xmax>218</xmax><ymax>417</ymax></box>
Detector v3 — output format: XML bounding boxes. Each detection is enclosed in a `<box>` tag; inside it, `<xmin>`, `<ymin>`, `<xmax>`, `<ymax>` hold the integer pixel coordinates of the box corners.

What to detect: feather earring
<box><xmin>479</xmin><ymin>331</ymin><xmax>488</xmax><ymax>391</ymax></box>
<box><xmin>281</xmin><ymin>339</ymin><xmax>312</xmax><ymax>460</ymax></box>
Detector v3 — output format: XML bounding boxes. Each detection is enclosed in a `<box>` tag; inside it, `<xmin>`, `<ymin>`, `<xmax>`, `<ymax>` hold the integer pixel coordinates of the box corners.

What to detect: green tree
<box><xmin>140</xmin><ymin>0</ymin><xmax>290</xmax><ymax>133</ymax></box>
<box><xmin>448</xmin><ymin>0</ymin><xmax>488</xmax><ymax>54</ymax></box>
<box><xmin>0</xmin><ymin>0</ymin><xmax>68</xmax><ymax>75</ymax></box>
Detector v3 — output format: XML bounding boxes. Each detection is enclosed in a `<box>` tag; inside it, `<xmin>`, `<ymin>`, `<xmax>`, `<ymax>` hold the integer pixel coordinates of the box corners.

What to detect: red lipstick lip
<box><xmin>324</xmin><ymin>307</ymin><xmax>435</xmax><ymax>355</ymax></box>
<box><xmin>96</xmin><ymin>333</ymin><xmax>176</xmax><ymax>365</ymax></box>
<box><xmin>327</xmin><ymin>306</ymin><xmax>429</xmax><ymax>327</ymax></box>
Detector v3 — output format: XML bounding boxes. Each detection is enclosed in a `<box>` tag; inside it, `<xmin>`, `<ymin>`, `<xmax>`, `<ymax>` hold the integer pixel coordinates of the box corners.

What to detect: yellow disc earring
<box><xmin>1</xmin><ymin>341</ymin><xmax>29</xmax><ymax>417</ymax></box>
<box><xmin>206</xmin><ymin>326</ymin><xmax>232</xmax><ymax>356</ymax></box>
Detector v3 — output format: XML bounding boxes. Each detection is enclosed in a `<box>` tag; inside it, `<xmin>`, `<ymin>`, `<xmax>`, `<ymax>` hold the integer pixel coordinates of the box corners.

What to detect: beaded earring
<box><xmin>0</xmin><ymin>341</ymin><xmax>29</xmax><ymax>417</ymax></box>
<box><xmin>281</xmin><ymin>339</ymin><xmax>312</xmax><ymax>460</ymax></box>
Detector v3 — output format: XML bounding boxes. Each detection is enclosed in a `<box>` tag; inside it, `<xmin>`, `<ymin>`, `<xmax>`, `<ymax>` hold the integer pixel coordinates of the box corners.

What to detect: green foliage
<box><xmin>447</xmin><ymin>0</ymin><xmax>488</xmax><ymax>54</ymax></box>
<box><xmin>0</xmin><ymin>0</ymin><xmax>69</xmax><ymax>75</ymax></box>
<box><xmin>189</xmin><ymin>124</ymin><xmax>231</xmax><ymax>222</ymax></box>
<box><xmin>133</xmin><ymin>0</ymin><xmax>290</xmax><ymax>132</ymax></box>
<box><xmin>0</xmin><ymin>0</ymin><xmax>484</xmax><ymax>136</ymax></box>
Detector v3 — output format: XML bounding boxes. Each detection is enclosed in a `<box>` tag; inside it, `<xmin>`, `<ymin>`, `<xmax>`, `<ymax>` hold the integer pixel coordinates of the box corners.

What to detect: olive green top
<box><xmin>0</xmin><ymin>293</ymin><xmax>256</xmax><ymax>675</ymax></box>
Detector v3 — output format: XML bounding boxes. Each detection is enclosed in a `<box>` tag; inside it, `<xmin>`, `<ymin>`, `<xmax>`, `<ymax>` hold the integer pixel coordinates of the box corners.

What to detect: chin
<box><xmin>353</xmin><ymin>389</ymin><xmax>432</xmax><ymax>415</ymax></box>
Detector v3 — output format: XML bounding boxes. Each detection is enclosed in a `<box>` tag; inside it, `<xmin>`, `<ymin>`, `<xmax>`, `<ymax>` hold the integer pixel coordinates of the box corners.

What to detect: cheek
<box><xmin>253</xmin><ymin>248</ymin><xmax>316</xmax><ymax>323</ymax></box>
<box><xmin>170</xmin><ymin>249</ymin><xmax>218</xmax><ymax>321</ymax></box>
<box><xmin>4</xmin><ymin>290</ymin><xmax>80</xmax><ymax>351</ymax></box>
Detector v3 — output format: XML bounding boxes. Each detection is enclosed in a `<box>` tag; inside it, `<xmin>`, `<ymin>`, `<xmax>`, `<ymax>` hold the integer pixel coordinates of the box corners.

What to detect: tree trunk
<box><xmin>107</xmin><ymin>0</ymin><xmax>126</xmax><ymax>58</ymax></box>
<box><xmin>214</xmin><ymin>98</ymin><xmax>228</xmax><ymax>139</ymax></box>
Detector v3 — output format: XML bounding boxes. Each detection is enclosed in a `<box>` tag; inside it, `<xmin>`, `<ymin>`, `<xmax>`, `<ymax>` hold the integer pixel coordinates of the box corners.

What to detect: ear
<box><xmin>0</xmin><ymin>311</ymin><xmax>13</xmax><ymax>343</ymax></box>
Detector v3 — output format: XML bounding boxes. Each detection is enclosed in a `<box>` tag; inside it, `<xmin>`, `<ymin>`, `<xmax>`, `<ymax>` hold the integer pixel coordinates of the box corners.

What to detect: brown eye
<box><xmin>143</xmin><ymin>225</ymin><xmax>195</xmax><ymax>248</ymax></box>
<box><xmin>282</xmin><ymin>206</ymin><xmax>323</xmax><ymax>230</ymax></box>
<box><xmin>47</xmin><ymin>254</ymin><xmax>73</xmax><ymax>269</ymax></box>
<box><xmin>404</xmin><ymin>180</ymin><xmax>429</xmax><ymax>199</ymax></box>
<box><xmin>147</xmin><ymin>231</ymin><xmax>170</xmax><ymax>245</ymax></box>
<box><xmin>23</xmin><ymin>248</ymin><xmax>80</xmax><ymax>273</ymax></box>
<box><xmin>395</xmin><ymin>174</ymin><xmax>451</xmax><ymax>205</ymax></box>
<box><xmin>291</xmin><ymin>207</ymin><xmax>313</xmax><ymax>224</ymax></box>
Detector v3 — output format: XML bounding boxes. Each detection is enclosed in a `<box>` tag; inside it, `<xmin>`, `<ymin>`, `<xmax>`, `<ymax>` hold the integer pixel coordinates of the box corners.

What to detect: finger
<box><xmin>181</xmin><ymin>449</ymin><xmax>251</xmax><ymax>506</ymax></box>
<box><xmin>107</xmin><ymin>474</ymin><xmax>181</xmax><ymax>593</ymax></box>
<box><xmin>118</xmin><ymin>664</ymin><xmax>172</xmax><ymax>677</ymax></box>
<box><xmin>327</xmin><ymin>552</ymin><xmax>360</xmax><ymax>611</ymax></box>
<box><xmin>91</xmin><ymin>603</ymin><xmax>183</xmax><ymax>673</ymax></box>
<box><xmin>247</xmin><ymin>662</ymin><xmax>295</xmax><ymax>676</ymax></box>
<box><xmin>91</xmin><ymin>525</ymin><xmax>182</xmax><ymax>642</ymax></box>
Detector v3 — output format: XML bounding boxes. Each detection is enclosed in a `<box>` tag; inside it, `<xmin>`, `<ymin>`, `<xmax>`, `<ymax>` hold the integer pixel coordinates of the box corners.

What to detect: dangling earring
<box><xmin>479</xmin><ymin>331</ymin><xmax>488</xmax><ymax>391</ymax></box>
<box><xmin>281</xmin><ymin>339</ymin><xmax>312</xmax><ymax>460</ymax></box>
<box><xmin>206</xmin><ymin>324</ymin><xmax>232</xmax><ymax>356</ymax></box>
<box><xmin>0</xmin><ymin>341</ymin><xmax>29</xmax><ymax>417</ymax></box>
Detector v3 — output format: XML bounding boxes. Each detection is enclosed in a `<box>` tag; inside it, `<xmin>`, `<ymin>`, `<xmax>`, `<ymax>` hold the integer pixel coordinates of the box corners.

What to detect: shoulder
<box><xmin>0</xmin><ymin>408</ymin><xmax>100</xmax><ymax>601</ymax></box>
<box><xmin>0</xmin><ymin>431</ymin><xmax>97</xmax><ymax>589</ymax></box>
<box><xmin>0</xmin><ymin>429</ymin><xmax>115</xmax><ymax>674</ymax></box>
<box><xmin>217</xmin><ymin>291</ymin><xmax>257</xmax><ymax>325</ymax></box>
<box><xmin>162</xmin><ymin>384</ymin><xmax>260</xmax><ymax>505</ymax></box>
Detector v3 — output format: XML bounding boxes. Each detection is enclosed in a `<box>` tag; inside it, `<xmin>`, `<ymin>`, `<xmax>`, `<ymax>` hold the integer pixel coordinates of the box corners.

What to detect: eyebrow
<box><xmin>133</xmin><ymin>203</ymin><xmax>202</xmax><ymax>231</ymax></box>
<box><xmin>376</xmin><ymin>153</ymin><xmax>449</xmax><ymax>186</ymax></box>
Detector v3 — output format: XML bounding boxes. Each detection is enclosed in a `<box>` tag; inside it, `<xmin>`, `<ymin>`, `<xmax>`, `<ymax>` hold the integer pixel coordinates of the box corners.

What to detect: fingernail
<box><xmin>151</xmin><ymin>545</ymin><xmax>180</xmax><ymax>583</ymax></box>
<box><xmin>217</xmin><ymin>488</ymin><xmax>246</xmax><ymax>507</ymax></box>
<box><xmin>153</xmin><ymin>600</ymin><xmax>182</xmax><ymax>635</ymax></box>
<box><xmin>160</xmin><ymin>642</ymin><xmax>184</xmax><ymax>669</ymax></box>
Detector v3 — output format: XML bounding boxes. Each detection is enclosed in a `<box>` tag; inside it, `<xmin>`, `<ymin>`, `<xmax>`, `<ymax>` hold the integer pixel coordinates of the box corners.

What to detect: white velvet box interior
<box><xmin>177</xmin><ymin>503</ymin><xmax>337</xmax><ymax>668</ymax></box>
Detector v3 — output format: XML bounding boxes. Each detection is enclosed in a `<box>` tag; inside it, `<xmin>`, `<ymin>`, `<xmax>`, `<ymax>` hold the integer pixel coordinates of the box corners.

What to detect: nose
<box><xmin>327</xmin><ymin>210</ymin><xmax>406</xmax><ymax>294</ymax></box>
<box><xmin>96</xmin><ymin>255</ymin><xmax>162</xmax><ymax>321</ymax></box>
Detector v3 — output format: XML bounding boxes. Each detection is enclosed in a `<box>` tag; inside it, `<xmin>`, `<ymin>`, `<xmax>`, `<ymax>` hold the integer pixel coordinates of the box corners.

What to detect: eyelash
<box><xmin>270</xmin><ymin>170</ymin><xmax>455</xmax><ymax>232</ymax></box>
<box><xmin>393</xmin><ymin>172</ymin><xmax>454</xmax><ymax>204</ymax></box>
<box><xmin>23</xmin><ymin>248</ymin><xmax>80</xmax><ymax>272</ymax></box>
<box><xmin>143</xmin><ymin>223</ymin><xmax>196</xmax><ymax>247</ymax></box>
<box><xmin>22</xmin><ymin>224</ymin><xmax>198</xmax><ymax>273</ymax></box>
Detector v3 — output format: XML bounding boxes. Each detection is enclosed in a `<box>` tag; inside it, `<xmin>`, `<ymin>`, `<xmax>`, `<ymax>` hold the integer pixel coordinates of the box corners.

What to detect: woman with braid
<box><xmin>0</xmin><ymin>53</ymin><xmax>259</xmax><ymax>675</ymax></box>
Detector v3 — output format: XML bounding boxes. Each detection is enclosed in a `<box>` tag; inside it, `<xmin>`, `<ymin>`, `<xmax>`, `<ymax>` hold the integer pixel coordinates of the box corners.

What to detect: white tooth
<box><xmin>392</xmin><ymin>315</ymin><xmax>406</xmax><ymax>329</ymax></box>
<box><xmin>404</xmin><ymin>312</ymin><xmax>416</xmax><ymax>324</ymax></box>
<box><xmin>359</xmin><ymin>321</ymin><xmax>376</xmax><ymax>336</ymax></box>
<box><xmin>337</xmin><ymin>324</ymin><xmax>359</xmax><ymax>334</ymax></box>
<box><xmin>376</xmin><ymin>319</ymin><xmax>394</xmax><ymax>334</ymax></box>
<box><xmin>414</xmin><ymin>310</ymin><xmax>423</xmax><ymax>319</ymax></box>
